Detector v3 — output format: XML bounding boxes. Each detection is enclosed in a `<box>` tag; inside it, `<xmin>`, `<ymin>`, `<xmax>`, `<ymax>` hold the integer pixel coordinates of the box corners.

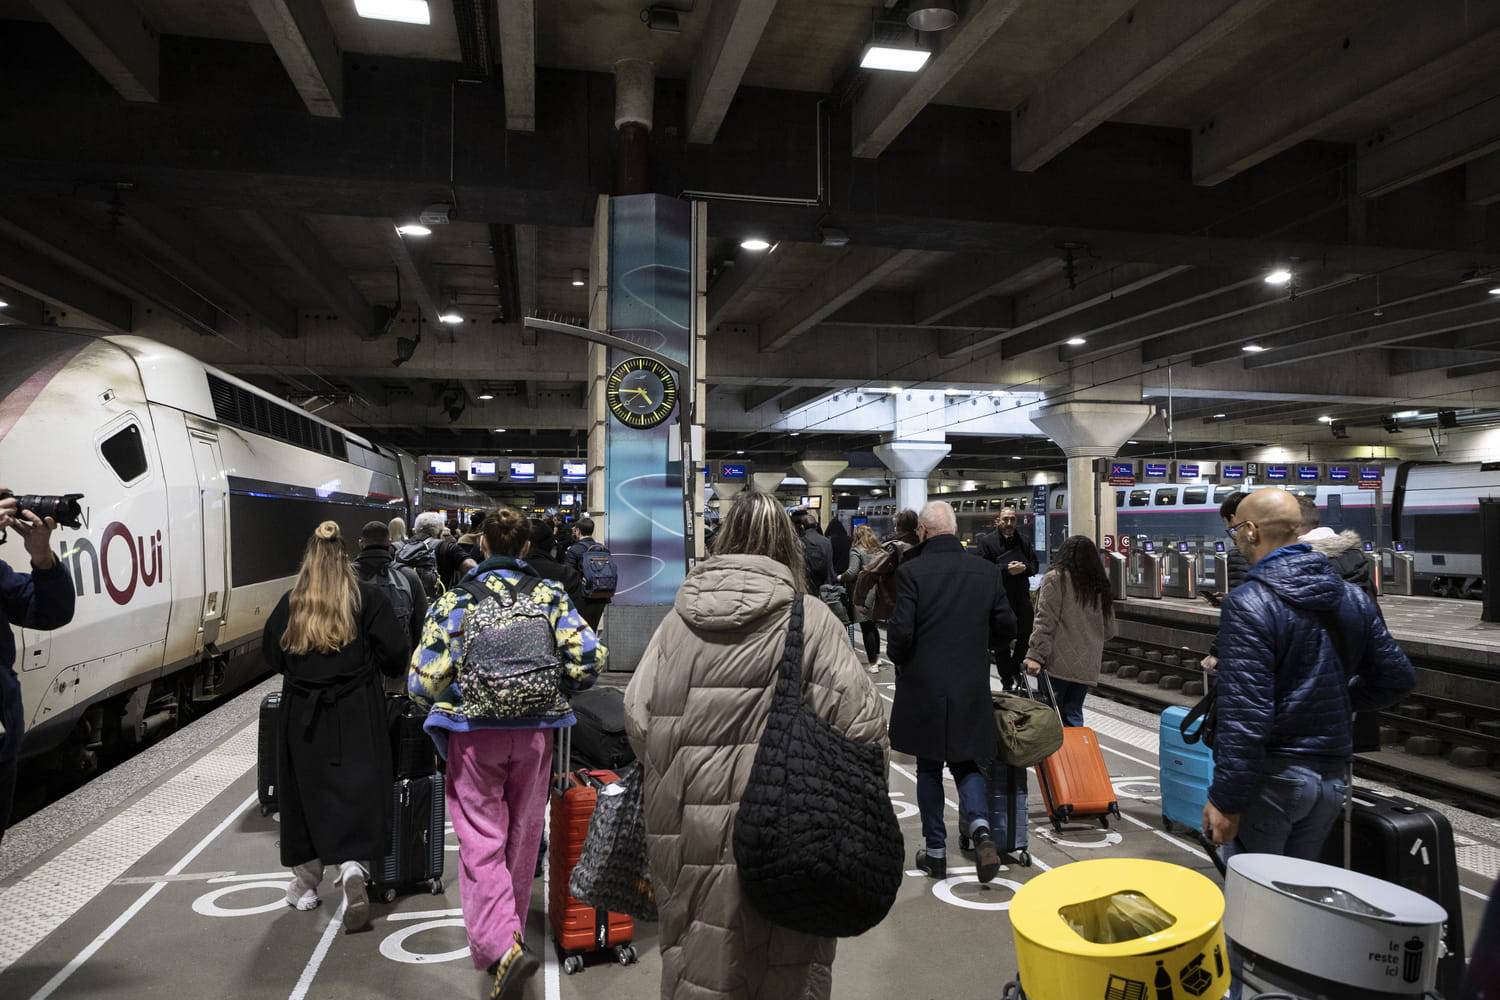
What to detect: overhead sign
<box><xmin>1175</xmin><ymin>462</ymin><xmax>1200</xmax><ymax>479</ymax></box>
<box><xmin>1107</xmin><ymin>461</ymin><xmax>1136</xmax><ymax>486</ymax></box>
<box><xmin>468</xmin><ymin>459</ymin><xmax>497</xmax><ymax>477</ymax></box>
<box><xmin>1221</xmin><ymin>464</ymin><xmax>1245</xmax><ymax>481</ymax></box>
<box><xmin>1328</xmin><ymin>466</ymin><xmax>1351</xmax><ymax>482</ymax></box>
<box><xmin>1265</xmin><ymin>464</ymin><xmax>1288</xmax><ymax>481</ymax></box>
<box><xmin>720</xmin><ymin>463</ymin><xmax>746</xmax><ymax>480</ymax></box>
<box><xmin>508</xmin><ymin>461</ymin><xmax>536</xmax><ymax>482</ymax></box>
<box><xmin>1296</xmin><ymin>464</ymin><xmax>1320</xmax><ymax>481</ymax></box>
<box><xmin>1143</xmin><ymin>462</ymin><xmax>1168</xmax><ymax>479</ymax></box>
<box><xmin>1358</xmin><ymin>466</ymin><xmax>1384</xmax><ymax>491</ymax></box>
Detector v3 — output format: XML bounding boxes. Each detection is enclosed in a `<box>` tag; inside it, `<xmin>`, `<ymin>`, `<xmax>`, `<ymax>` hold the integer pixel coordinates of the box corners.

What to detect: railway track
<box><xmin>1095</xmin><ymin>638</ymin><xmax>1500</xmax><ymax>817</ymax></box>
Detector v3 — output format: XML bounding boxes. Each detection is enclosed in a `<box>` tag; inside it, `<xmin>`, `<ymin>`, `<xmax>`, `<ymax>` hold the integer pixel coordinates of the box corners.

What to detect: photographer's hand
<box><xmin>11</xmin><ymin>510</ymin><xmax>58</xmax><ymax>570</ymax></box>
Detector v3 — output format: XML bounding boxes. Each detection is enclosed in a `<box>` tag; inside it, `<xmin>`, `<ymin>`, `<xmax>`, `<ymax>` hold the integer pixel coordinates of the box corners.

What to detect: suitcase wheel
<box><xmin>260</xmin><ymin>802</ymin><xmax>272</xmax><ymax>816</ymax></box>
<box><xmin>1099</xmin><ymin>816</ymin><xmax>1109</xmax><ymax>830</ymax></box>
<box><xmin>1111</xmin><ymin>803</ymin><xmax>1122</xmax><ymax>818</ymax></box>
<box><xmin>614</xmin><ymin>944</ymin><xmax>637</xmax><ymax>966</ymax></box>
<box><xmin>381</xmin><ymin>887</ymin><xmax>397</xmax><ymax>903</ymax></box>
<box><xmin>1050</xmin><ymin>816</ymin><xmax>1063</xmax><ymax>832</ymax></box>
<box><xmin>1018</xmin><ymin>849</ymin><xmax>1032</xmax><ymax>868</ymax></box>
<box><xmin>563</xmin><ymin>955</ymin><xmax>584</xmax><ymax>975</ymax></box>
<box><xmin>428</xmin><ymin>878</ymin><xmax>443</xmax><ymax>895</ymax></box>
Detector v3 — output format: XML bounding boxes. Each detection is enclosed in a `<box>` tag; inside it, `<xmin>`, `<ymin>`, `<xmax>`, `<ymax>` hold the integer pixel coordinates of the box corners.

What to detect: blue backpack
<box><xmin>579</xmin><ymin>542</ymin><xmax>618</xmax><ymax>600</ymax></box>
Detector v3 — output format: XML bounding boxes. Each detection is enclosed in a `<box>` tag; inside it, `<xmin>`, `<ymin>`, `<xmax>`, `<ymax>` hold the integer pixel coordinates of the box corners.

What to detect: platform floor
<box><xmin>0</xmin><ymin>666</ymin><xmax>1494</xmax><ymax>1000</ymax></box>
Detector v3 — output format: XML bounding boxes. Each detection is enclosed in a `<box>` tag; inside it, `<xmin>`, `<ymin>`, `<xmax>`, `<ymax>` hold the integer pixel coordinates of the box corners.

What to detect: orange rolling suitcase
<box><xmin>1032</xmin><ymin>669</ymin><xmax>1119</xmax><ymax>830</ymax></box>
<box><xmin>548</xmin><ymin>727</ymin><xmax>637</xmax><ymax>974</ymax></box>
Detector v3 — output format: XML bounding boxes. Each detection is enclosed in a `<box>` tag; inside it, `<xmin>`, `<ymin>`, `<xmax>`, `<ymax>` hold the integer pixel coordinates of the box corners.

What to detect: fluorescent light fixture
<box><xmin>860</xmin><ymin>44</ymin><xmax>930</xmax><ymax>71</ymax></box>
<box><xmin>396</xmin><ymin>223</ymin><xmax>431</xmax><ymax>237</ymax></box>
<box><xmin>493</xmin><ymin>427</ymin><xmax>506</xmax><ymax>433</ymax></box>
<box><xmin>740</xmin><ymin>238</ymin><xmax>771</xmax><ymax>251</ymax></box>
<box><xmin>889</xmin><ymin>385</ymin><xmax>902</xmax><ymax>393</ymax></box>
<box><xmin>945</xmin><ymin>387</ymin><xmax>962</xmax><ymax>395</ymax></box>
<box><xmin>1490</xmin><ymin>286</ymin><xmax>1500</xmax><ymax>295</ymax></box>
<box><xmin>570</xmin><ymin>268</ymin><xmax>586</xmax><ymax>287</ymax></box>
<box><xmin>1392</xmin><ymin>410</ymin><xmax>1420</xmax><ymax>418</ymax></box>
<box><xmin>1264</xmin><ymin>268</ymin><xmax>1292</xmax><ymax>286</ymax></box>
<box><xmin>789</xmin><ymin>431</ymin><xmax>801</xmax><ymax>436</ymax></box>
<box><xmin>0</xmin><ymin>297</ymin><xmax>8</xmax><ymax>309</ymax></box>
<box><xmin>355</xmin><ymin>0</ymin><xmax>430</xmax><ymax>24</ymax></box>
<box><xmin>477</xmin><ymin>391</ymin><xmax>494</xmax><ymax>400</ymax></box>
<box><xmin>1010</xmin><ymin>455</ymin><xmax>1022</xmax><ymax>460</ymax></box>
<box><xmin>1242</xmin><ymin>343</ymin><xmax>1267</xmax><ymax>352</ymax></box>
<box><xmin>438</xmin><ymin>308</ymin><xmax>463</xmax><ymax>324</ymax></box>
<box><xmin>1317</xmin><ymin>415</ymin><xmax>1333</xmax><ymax>423</ymax></box>
<box><xmin>1127</xmin><ymin>440</ymin><xmax>1138</xmax><ymax>445</ymax></box>
<box><xmin>1213</xmin><ymin>413</ymin><xmax>1226</xmax><ymax>419</ymax></box>
<box><xmin>736</xmin><ymin>449</ymin><xmax>745</xmax><ymax>455</ymax></box>
<box><xmin>1066</xmin><ymin>337</ymin><xmax>1087</xmax><ymax>346</ymax></box>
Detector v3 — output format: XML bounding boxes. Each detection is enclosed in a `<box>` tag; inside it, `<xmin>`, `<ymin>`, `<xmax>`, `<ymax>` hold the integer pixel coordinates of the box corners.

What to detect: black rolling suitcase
<box><xmin>386</xmin><ymin>694</ymin><xmax>437</xmax><ymax>779</ymax></box>
<box><xmin>1322</xmin><ymin>786</ymin><xmax>1466</xmax><ymax>998</ymax></box>
<box><xmin>256</xmin><ymin>691</ymin><xmax>280</xmax><ymax>816</ymax></box>
<box><xmin>570</xmin><ymin>687</ymin><xmax>634</xmax><ymax>771</ymax></box>
<box><xmin>369</xmin><ymin>773</ymin><xmax>446</xmax><ymax>901</ymax></box>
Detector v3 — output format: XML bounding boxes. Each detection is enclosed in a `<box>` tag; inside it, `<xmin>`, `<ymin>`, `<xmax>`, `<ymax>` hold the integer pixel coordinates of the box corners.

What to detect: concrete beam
<box><xmin>1244</xmin><ymin>308</ymin><xmax>1500</xmax><ymax>369</ymax></box>
<box><xmin>852</xmin><ymin>0</ymin><xmax>1027</xmax><ymax>159</ymax></box>
<box><xmin>0</xmin><ymin>231</ymin><xmax>131</xmax><ymax>330</ymax></box>
<box><xmin>1448</xmin><ymin>357</ymin><xmax>1500</xmax><ymax>378</ymax></box>
<box><xmin>246</xmin><ymin>0</ymin><xmax>343</xmax><ymax>118</ymax></box>
<box><xmin>1469</xmin><ymin>150</ymin><xmax>1500</xmax><ymax>205</ymax></box>
<box><xmin>758</xmin><ymin>247</ymin><xmax>921</xmax><ymax>352</ymax></box>
<box><xmin>0</xmin><ymin>199</ymin><xmax>218</xmax><ymax>334</ymax></box>
<box><xmin>117</xmin><ymin>201</ymin><xmax>299</xmax><ymax>339</ymax></box>
<box><xmin>686</xmin><ymin>0</ymin><xmax>778</xmax><ymax>144</ymax></box>
<box><xmin>1001</xmin><ymin>268</ymin><xmax>1239</xmax><ymax>360</ymax></box>
<box><xmin>31</xmin><ymin>0</ymin><xmax>157</xmax><ymax>102</ymax></box>
<box><xmin>913</xmin><ymin>254</ymin><xmax>1050</xmax><ymax>325</ymax></box>
<box><xmin>1387</xmin><ymin>348</ymin><xmax>1500</xmax><ymax>375</ymax></box>
<box><xmin>1356</xmin><ymin>73</ymin><xmax>1500</xmax><ymax>198</ymax></box>
<box><xmin>743</xmin><ymin>385</ymin><xmax>796</xmax><ymax>411</ymax></box>
<box><xmin>707</xmin><ymin>244</ymin><xmax>781</xmax><ymax>331</ymax></box>
<box><xmin>1193</xmin><ymin>0</ymin><xmax>1500</xmax><ymax>185</ymax></box>
<box><xmin>496</xmin><ymin>0</ymin><xmax>535</xmax><ymax>131</ymax></box>
<box><xmin>241</xmin><ymin>211</ymin><xmax>384</xmax><ymax>341</ymax></box>
<box><xmin>778</xmin><ymin>387</ymin><xmax>825</xmax><ymax>413</ymax></box>
<box><xmin>382</xmin><ymin>222</ymin><xmax>448</xmax><ymax>340</ymax></box>
<box><xmin>822</xmin><ymin>291</ymin><xmax>1014</xmax><ymax>330</ymax></box>
<box><xmin>1011</xmin><ymin>0</ymin><xmax>1275</xmax><ymax>172</ymax></box>
<box><xmin>0</xmin><ymin>286</ymin><xmax>47</xmax><ymax>326</ymax></box>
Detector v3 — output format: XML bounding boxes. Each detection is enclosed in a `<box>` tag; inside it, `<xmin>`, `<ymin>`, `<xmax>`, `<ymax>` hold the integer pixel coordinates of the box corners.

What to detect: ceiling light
<box><xmin>1242</xmin><ymin>343</ymin><xmax>1266</xmax><ymax>352</ymax></box>
<box><xmin>1392</xmin><ymin>410</ymin><xmax>1420</xmax><ymax>418</ymax></box>
<box><xmin>438</xmin><ymin>303</ymin><xmax>463</xmax><ymax>324</ymax></box>
<box><xmin>642</xmin><ymin>5</ymin><xmax>681</xmax><ymax>31</ymax></box>
<box><xmin>477</xmin><ymin>391</ymin><xmax>494</xmax><ymax>400</ymax></box>
<box><xmin>1264</xmin><ymin>268</ymin><xmax>1292</xmax><ymax>286</ymax></box>
<box><xmin>1066</xmin><ymin>337</ymin><xmax>1087</xmax><ymax>346</ymax></box>
<box><xmin>493</xmin><ymin>428</ymin><xmax>506</xmax><ymax>433</ymax></box>
<box><xmin>740</xmin><ymin>237</ymin><xmax>771</xmax><ymax>251</ymax></box>
<box><xmin>570</xmin><ymin>268</ymin><xmax>586</xmax><ymax>287</ymax></box>
<box><xmin>0</xmin><ymin>297</ymin><xmax>8</xmax><ymax>309</ymax></box>
<box><xmin>1317</xmin><ymin>415</ymin><xmax>1333</xmax><ymax>423</ymax></box>
<box><xmin>1213</xmin><ymin>413</ymin><xmax>1226</xmax><ymax>419</ymax></box>
<box><xmin>355</xmin><ymin>0</ymin><xmax>430</xmax><ymax>24</ymax></box>
<box><xmin>1490</xmin><ymin>286</ymin><xmax>1500</xmax><ymax>295</ymax></box>
<box><xmin>736</xmin><ymin>449</ymin><xmax>745</xmax><ymax>455</ymax></box>
<box><xmin>889</xmin><ymin>385</ymin><xmax>902</xmax><ymax>393</ymax></box>
<box><xmin>1127</xmin><ymin>440</ymin><xmax>1138</xmax><ymax>445</ymax></box>
<box><xmin>1011</xmin><ymin>455</ymin><xmax>1022</xmax><ymax>460</ymax></box>
<box><xmin>906</xmin><ymin>0</ymin><xmax>959</xmax><ymax>31</ymax></box>
<box><xmin>396</xmin><ymin>223</ymin><xmax>431</xmax><ymax>237</ymax></box>
<box><xmin>860</xmin><ymin>43</ymin><xmax>931</xmax><ymax>71</ymax></box>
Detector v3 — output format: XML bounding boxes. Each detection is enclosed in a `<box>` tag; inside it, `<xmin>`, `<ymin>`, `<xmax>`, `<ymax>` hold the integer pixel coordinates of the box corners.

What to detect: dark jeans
<box><xmin>0</xmin><ymin>754</ymin><xmax>16</xmax><ymax>844</ymax></box>
<box><xmin>1049</xmin><ymin>678</ymin><xmax>1089</xmax><ymax>728</ymax></box>
<box><xmin>859</xmin><ymin>621</ymin><xmax>881</xmax><ymax>663</ymax></box>
<box><xmin>916</xmin><ymin>758</ymin><xmax>989</xmax><ymax>852</ymax></box>
<box><xmin>1000</xmin><ymin>590</ymin><xmax>1033</xmax><ymax>688</ymax></box>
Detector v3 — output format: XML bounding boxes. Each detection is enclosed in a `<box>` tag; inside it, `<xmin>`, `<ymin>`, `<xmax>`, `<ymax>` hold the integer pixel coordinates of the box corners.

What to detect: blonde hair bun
<box><xmin>314</xmin><ymin>520</ymin><xmax>341</xmax><ymax>541</ymax></box>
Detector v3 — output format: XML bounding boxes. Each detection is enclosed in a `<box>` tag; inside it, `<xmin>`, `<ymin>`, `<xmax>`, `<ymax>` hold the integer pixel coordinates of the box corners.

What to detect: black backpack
<box><xmin>364</xmin><ymin>565</ymin><xmax>416</xmax><ymax>641</ymax></box>
<box><xmin>394</xmin><ymin>537</ymin><xmax>442</xmax><ymax>602</ymax></box>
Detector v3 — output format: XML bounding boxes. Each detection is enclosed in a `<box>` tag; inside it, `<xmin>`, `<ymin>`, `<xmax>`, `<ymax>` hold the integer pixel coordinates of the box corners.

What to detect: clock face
<box><xmin>606</xmin><ymin>357</ymin><xmax>678</xmax><ymax>428</ymax></box>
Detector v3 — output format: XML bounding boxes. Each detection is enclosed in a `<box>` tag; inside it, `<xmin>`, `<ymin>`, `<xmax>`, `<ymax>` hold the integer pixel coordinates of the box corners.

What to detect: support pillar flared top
<box><xmin>874</xmin><ymin>440</ymin><xmax>951</xmax><ymax>517</ymax></box>
<box><xmin>1030</xmin><ymin>401</ymin><xmax>1154</xmax><ymax>544</ymax></box>
<box><xmin>792</xmin><ymin>457</ymin><xmax>848</xmax><ymax>526</ymax></box>
<box><xmin>751</xmin><ymin>471</ymin><xmax>786</xmax><ymax>495</ymax></box>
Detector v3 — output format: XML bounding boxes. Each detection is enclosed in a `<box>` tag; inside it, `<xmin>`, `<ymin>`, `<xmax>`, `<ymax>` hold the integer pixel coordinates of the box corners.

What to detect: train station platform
<box><xmin>0</xmin><ymin>669</ymin><xmax>1493</xmax><ymax>1000</ymax></box>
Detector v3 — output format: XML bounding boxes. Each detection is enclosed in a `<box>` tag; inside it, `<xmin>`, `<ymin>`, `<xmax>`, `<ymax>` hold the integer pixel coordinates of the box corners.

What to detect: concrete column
<box><xmin>712</xmin><ymin>481</ymin><xmax>745</xmax><ymax>502</ymax></box>
<box><xmin>751</xmin><ymin>471</ymin><xmax>785</xmax><ymax>494</ymax></box>
<box><xmin>791</xmin><ymin>457</ymin><xmax>848</xmax><ymax>526</ymax></box>
<box><xmin>614</xmin><ymin>58</ymin><xmax>653</xmax><ymax>196</ymax></box>
<box><xmin>1030</xmin><ymin>401</ymin><xmax>1153</xmax><ymax>543</ymax></box>
<box><xmin>874</xmin><ymin>440</ymin><xmax>951</xmax><ymax>516</ymax></box>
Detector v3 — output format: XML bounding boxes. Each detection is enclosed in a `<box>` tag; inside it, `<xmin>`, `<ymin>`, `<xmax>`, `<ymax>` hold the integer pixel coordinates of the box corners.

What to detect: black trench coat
<box><xmin>262</xmin><ymin>582</ymin><xmax>408</xmax><ymax>866</ymax></box>
<box><xmin>887</xmin><ymin>534</ymin><xmax>1016</xmax><ymax>762</ymax></box>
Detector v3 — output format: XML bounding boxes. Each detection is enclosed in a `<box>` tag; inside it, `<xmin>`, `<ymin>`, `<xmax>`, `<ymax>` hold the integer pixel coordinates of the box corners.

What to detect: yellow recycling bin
<box><xmin>1010</xmin><ymin>858</ymin><xmax>1229</xmax><ymax>1000</ymax></box>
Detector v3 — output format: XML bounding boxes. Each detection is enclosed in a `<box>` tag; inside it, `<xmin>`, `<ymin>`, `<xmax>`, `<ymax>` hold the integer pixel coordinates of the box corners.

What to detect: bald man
<box><xmin>1205</xmin><ymin>488</ymin><xmax>1414</xmax><ymax>996</ymax></box>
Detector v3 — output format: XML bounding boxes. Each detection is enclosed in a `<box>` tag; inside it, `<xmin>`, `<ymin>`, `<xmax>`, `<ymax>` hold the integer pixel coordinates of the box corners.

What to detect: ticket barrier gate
<box><xmin>1103</xmin><ymin>550</ymin><xmax>1127</xmax><ymax>601</ymax></box>
<box><xmin>1161</xmin><ymin>545</ymin><xmax>1199</xmax><ymax>598</ymax></box>
<box><xmin>1377</xmin><ymin>544</ymin><xmax>1414</xmax><ymax>596</ymax></box>
<box><xmin>1211</xmin><ymin>542</ymin><xmax>1230</xmax><ymax>592</ymax></box>
<box><xmin>1126</xmin><ymin>543</ymin><xmax>1163</xmax><ymax>599</ymax></box>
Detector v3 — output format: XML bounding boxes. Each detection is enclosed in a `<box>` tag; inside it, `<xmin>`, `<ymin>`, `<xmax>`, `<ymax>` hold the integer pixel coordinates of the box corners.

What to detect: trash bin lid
<box><xmin>1226</xmin><ymin>854</ymin><xmax>1447</xmax><ymax>925</ymax></box>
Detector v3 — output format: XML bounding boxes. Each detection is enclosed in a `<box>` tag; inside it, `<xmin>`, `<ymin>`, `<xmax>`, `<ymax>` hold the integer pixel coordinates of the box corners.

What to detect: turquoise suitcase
<box><xmin>1159</xmin><ymin>705</ymin><xmax>1213</xmax><ymax>833</ymax></box>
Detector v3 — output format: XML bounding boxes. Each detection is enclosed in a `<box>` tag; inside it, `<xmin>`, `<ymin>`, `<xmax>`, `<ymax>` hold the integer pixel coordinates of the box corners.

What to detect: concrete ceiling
<box><xmin>3</xmin><ymin>0</ymin><xmax>1500</xmax><ymax>484</ymax></box>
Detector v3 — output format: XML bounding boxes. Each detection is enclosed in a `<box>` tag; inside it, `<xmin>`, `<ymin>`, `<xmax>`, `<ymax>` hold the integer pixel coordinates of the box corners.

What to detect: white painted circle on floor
<box><xmin>1037</xmin><ymin>827</ymin><xmax>1123</xmax><ymax>849</ymax></box>
<box><xmin>379</xmin><ymin>917</ymin><xmax>471</xmax><ymax>964</ymax></box>
<box><xmin>932</xmin><ymin>876</ymin><xmax>1024</xmax><ymax>911</ymax></box>
<box><xmin>192</xmin><ymin>881</ymin><xmax>291</xmax><ymax>917</ymax></box>
<box><xmin>1116</xmin><ymin>782</ymin><xmax>1161</xmax><ymax>800</ymax></box>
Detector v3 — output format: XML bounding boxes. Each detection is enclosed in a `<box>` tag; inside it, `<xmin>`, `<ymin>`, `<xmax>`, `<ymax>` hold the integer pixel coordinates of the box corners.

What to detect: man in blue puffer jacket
<box><xmin>1204</xmin><ymin>488</ymin><xmax>1413</xmax><ymax>858</ymax></box>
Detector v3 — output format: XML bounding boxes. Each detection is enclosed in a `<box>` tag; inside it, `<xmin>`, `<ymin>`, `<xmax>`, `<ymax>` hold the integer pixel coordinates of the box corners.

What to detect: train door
<box><xmin>189</xmin><ymin>431</ymin><xmax>229</xmax><ymax>648</ymax></box>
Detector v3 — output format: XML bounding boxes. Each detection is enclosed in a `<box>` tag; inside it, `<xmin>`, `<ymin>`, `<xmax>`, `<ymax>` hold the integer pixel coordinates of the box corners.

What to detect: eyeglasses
<box><xmin>1224</xmin><ymin>519</ymin><xmax>1253</xmax><ymax>538</ymax></box>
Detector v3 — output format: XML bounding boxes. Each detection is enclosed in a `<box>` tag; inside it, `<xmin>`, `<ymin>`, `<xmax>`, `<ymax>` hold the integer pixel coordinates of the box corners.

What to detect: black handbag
<box><xmin>567</xmin><ymin>761</ymin><xmax>658</xmax><ymax>921</ymax></box>
<box><xmin>733</xmin><ymin>595</ymin><xmax>903</xmax><ymax>938</ymax></box>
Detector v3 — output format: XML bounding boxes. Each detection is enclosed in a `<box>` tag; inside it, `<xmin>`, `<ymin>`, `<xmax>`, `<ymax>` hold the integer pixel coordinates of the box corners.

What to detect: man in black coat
<box><xmin>973</xmin><ymin>505</ymin><xmax>1038</xmax><ymax>692</ymax></box>
<box><xmin>791</xmin><ymin>508</ymin><xmax>835</xmax><ymax>591</ymax></box>
<box><xmin>888</xmin><ymin>501</ymin><xmax>1016</xmax><ymax>884</ymax></box>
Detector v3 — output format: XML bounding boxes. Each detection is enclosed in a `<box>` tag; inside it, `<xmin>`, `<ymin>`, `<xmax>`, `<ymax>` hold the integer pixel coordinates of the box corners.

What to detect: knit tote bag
<box><xmin>733</xmin><ymin>595</ymin><xmax>903</xmax><ymax>937</ymax></box>
<box><xmin>567</xmin><ymin>761</ymin><xmax>657</xmax><ymax>921</ymax></box>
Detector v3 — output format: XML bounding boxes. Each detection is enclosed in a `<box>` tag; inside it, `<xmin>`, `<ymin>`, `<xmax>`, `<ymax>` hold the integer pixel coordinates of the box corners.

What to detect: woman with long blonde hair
<box><xmin>262</xmin><ymin>520</ymin><xmax>409</xmax><ymax>931</ymax></box>
<box><xmin>843</xmin><ymin>523</ymin><xmax>885</xmax><ymax>671</ymax></box>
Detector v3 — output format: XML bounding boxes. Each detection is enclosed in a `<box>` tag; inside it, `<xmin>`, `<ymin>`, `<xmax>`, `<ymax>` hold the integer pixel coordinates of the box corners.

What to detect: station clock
<box><xmin>605</xmin><ymin>356</ymin><xmax>678</xmax><ymax>429</ymax></box>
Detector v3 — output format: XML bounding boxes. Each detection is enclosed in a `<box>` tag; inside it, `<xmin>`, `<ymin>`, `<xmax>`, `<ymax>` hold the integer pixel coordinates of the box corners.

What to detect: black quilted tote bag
<box><xmin>733</xmin><ymin>595</ymin><xmax>903</xmax><ymax>937</ymax></box>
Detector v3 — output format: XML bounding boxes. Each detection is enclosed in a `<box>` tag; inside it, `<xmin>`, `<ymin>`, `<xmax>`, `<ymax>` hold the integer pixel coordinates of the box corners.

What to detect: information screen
<box><xmin>561</xmin><ymin>460</ymin><xmax>586</xmax><ymax>481</ymax></box>
<box><xmin>1177</xmin><ymin>463</ymin><xmax>1199</xmax><ymax>478</ymax></box>
<box><xmin>1329</xmin><ymin>466</ymin><xmax>1351</xmax><ymax>482</ymax></box>
<box><xmin>1359</xmin><ymin>467</ymin><xmax>1382</xmax><ymax>482</ymax></box>
<box><xmin>509</xmin><ymin>461</ymin><xmax>536</xmax><ymax>481</ymax></box>
<box><xmin>429</xmin><ymin>458</ymin><xmax>457</xmax><ymax>475</ymax></box>
<box><xmin>1296</xmin><ymin>465</ymin><xmax>1319</xmax><ymax>481</ymax></box>
<box><xmin>1144</xmin><ymin>462</ymin><xmax>1168</xmax><ymax>478</ymax></box>
<box><xmin>1222</xmin><ymin>464</ymin><xmax>1244</xmax><ymax>480</ymax></box>
<box><xmin>720</xmin><ymin>463</ymin><xmax>746</xmax><ymax>480</ymax></box>
<box><xmin>469</xmin><ymin>459</ymin><xmax>497</xmax><ymax>476</ymax></box>
<box><xmin>1265</xmin><ymin>465</ymin><xmax>1289</xmax><ymax>481</ymax></box>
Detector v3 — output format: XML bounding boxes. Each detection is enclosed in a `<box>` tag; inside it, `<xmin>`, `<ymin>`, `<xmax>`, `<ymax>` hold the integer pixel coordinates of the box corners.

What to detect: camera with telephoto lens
<box><xmin>0</xmin><ymin>491</ymin><xmax>86</xmax><ymax>538</ymax></box>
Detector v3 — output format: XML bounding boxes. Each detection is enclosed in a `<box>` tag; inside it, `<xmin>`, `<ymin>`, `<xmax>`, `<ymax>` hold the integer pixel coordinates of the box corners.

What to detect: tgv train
<box><xmin>854</xmin><ymin>461</ymin><xmax>1500</xmax><ymax>598</ymax></box>
<box><xmin>3</xmin><ymin>330</ymin><xmax>431</xmax><ymax>773</ymax></box>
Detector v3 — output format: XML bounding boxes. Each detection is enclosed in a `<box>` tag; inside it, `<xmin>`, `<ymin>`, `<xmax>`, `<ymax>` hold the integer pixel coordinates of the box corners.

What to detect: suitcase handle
<box><xmin>1032</xmin><ymin>666</ymin><xmax>1064</xmax><ymax>725</ymax></box>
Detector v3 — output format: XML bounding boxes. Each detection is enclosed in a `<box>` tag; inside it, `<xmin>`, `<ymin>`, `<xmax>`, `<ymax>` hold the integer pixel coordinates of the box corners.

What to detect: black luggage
<box><xmin>257</xmin><ymin>691</ymin><xmax>280</xmax><ymax>816</ymax></box>
<box><xmin>387</xmin><ymin>694</ymin><xmax>436</xmax><ymax>779</ymax></box>
<box><xmin>1322</xmin><ymin>786</ymin><xmax>1466</xmax><ymax>998</ymax></box>
<box><xmin>570</xmin><ymin>687</ymin><xmax>634</xmax><ymax>771</ymax></box>
<box><xmin>370</xmin><ymin>773</ymin><xmax>446</xmax><ymax>901</ymax></box>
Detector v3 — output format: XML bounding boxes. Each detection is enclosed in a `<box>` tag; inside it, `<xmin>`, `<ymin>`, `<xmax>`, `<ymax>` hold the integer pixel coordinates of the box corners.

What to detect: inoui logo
<box><xmin>58</xmin><ymin>521</ymin><xmax>166</xmax><ymax>605</ymax></box>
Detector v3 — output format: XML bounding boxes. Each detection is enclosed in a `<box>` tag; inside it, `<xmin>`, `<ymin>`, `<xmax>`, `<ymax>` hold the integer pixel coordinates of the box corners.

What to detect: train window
<box><xmin>1129</xmin><ymin>490</ymin><xmax>1150</xmax><ymax>507</ymax></box>
<box><xmin>1155</xmin><ymin>488</ymin><xmax>1178</xmax><ymax>506</ymax></box>
<box><xmin>1213</xmin><ymin>486</ymin><xmax>1237</xmax><ymax>505</ymax></box>
<box><xmin>101</xmin><ymin>422</ymin><xmax>148</xmax><ymax>483</ymax></box>
<box><xmin>1054</xmin><ymin>493</ymin><xmax>1066</xmax><ymax>511</ymax></box>
<box><xmin>1182</xmin><ymin>487</ymin><xmax>1208</xmax><ymax>505</ymax></box>
<box><xmin>1115</xmin><ymin>491</ymin><xmax>1125</xmax><ymax>507</ymax></box>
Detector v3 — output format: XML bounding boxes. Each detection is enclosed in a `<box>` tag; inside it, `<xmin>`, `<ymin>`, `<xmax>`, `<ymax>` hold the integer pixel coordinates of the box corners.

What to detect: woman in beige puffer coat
<box><xmin>1023</xmin><ymin>534</ymin><xmax>1116</xmax><ymax>728</ymax></box>
<box><xmin>624</xmin><ymin>491</ymin><xmax>888</xmax><ymax>1000</ymax></box>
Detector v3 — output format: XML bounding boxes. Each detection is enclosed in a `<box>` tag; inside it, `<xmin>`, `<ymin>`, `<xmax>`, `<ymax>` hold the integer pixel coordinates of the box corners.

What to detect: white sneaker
<box><xmin>339</xmin><ymin>861</ymin><xmax>371</xmax><ymax>932</ymax></box>
<box><xmin>285</xmin><ymin>861</ymin><xmax>323</xmax><ymax>910</ymax></box>
<box><xmin>866</xmin><ymin>663</ymin><xmax>881</xmax><ymax>674</ymax></box>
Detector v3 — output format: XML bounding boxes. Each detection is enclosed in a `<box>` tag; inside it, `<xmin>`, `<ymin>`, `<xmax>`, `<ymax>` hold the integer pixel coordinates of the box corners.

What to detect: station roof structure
<box><xmin>2</xmin><ymin>0</ymin><xmax>1500</xmax><ymax>481</ymax></box>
